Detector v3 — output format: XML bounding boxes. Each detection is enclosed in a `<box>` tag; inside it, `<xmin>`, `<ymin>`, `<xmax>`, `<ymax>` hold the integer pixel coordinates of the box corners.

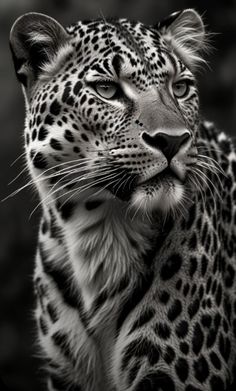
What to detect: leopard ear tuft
<box><xmin>10</xmin><ymin>13</ymin><xmax>68</xmax><ymax>90</ymax></box>
<box><xmin>157</xmin><ymin>9</ymin><xmax>208</xmax><ymax>70</ymax></box>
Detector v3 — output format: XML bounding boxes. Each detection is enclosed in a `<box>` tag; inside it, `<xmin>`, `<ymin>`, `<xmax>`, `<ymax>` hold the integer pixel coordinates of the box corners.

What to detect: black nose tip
<box><xmin>142</xmin><ymin>132</ymin><xmax>190</xmax><ymax>162</ymax></box>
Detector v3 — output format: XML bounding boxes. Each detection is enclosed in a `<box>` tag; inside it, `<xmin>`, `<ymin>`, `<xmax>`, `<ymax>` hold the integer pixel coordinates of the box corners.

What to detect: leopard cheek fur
<box><xmin>10</xmin><ymin>9</ymin><xmax>236</xmax><ymax>391</ymax></box>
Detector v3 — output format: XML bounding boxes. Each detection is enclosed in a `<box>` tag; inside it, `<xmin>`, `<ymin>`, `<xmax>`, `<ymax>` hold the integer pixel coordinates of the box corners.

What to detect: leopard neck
<box><xmin>55</xmin><ymin>197</ymin><xmax>163</xmax><ymax>297</ymax></box>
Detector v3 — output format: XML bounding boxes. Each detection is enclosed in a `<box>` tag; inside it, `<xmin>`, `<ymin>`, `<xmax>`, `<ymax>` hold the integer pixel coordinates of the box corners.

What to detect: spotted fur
<box><xmin>10</xmin><ymin>9</ymin><xmax>236</xmax><ymax>391</ymax></box>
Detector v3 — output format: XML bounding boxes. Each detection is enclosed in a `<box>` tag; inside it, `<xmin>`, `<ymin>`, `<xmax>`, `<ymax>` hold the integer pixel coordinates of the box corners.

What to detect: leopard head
<box><xmin>10</xmin><ymin>9</ymin><xmax>207</xmax><ymax>216</ymax></box>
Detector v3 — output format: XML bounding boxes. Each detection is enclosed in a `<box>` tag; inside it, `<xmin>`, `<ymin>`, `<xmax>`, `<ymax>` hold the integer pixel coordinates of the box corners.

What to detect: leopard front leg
<box><xmin>111</xmin><ymin>293</ymin><xmax>232</xmax><ymax>391</ymax></box>
<box><xmin>112</xmin><ymin>319</ymin><xmax>177</xmax><ymax>391</ymax></box>
<box><xmin>34</xmin><ymin>248</ymin><xmax>103</xmax><ymax>391</ymax></box>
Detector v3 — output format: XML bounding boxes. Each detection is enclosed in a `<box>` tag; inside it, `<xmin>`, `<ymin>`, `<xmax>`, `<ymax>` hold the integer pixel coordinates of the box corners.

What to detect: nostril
<box><xmin>180</xmin><ymin>132</ymin><xmax>190</xmax><ymax>147</ymax></box>
<box><xmin>142</xmin><ymin>132</ymin><xmax>154</xmax><ymax>147</ymax></box>
<box><xmin>142</xmin><ymin>132</ymin><xmax>169</xmax><ymax>150</ymax></box>
<box><xmin>157</xmin><ymin>136</ymin><xmax>168</xmax><ymax>151</ymax></box>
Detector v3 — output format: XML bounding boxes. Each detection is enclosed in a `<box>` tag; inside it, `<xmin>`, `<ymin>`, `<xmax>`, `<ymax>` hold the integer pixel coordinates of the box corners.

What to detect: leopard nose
<box><xmin>142</xmin><ymin>131</ymin><xmax>191</xmax><ymax>162</ymax></box>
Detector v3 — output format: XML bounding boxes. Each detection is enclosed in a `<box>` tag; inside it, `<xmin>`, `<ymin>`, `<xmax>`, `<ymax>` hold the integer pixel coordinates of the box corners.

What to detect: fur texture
<box><xmin>9</xmin><ymin>9</ymin><xmax>236</xmax><ymax>391</ymax></box>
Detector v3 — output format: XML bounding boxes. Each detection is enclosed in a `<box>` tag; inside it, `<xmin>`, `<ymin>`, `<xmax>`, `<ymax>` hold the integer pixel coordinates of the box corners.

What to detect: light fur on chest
<box><xmin>60</xmin><ymin>198</ymin><xmax>155</xmax><ymax>311</ymax></box>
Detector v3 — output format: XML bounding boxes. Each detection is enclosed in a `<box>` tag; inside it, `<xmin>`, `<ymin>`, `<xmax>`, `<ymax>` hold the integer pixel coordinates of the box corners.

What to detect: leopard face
<box><xmin>10</xmin><ymin>10</ymin><xmax>206</xmax><ymax>215</ymax></box>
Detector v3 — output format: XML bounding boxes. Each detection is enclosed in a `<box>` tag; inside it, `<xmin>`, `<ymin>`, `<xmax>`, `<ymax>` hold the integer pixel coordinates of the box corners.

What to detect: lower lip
<box><xmin>140</xmin><ymin>168</ymin><xmax>180</xmax><ymax>186</ymax></box>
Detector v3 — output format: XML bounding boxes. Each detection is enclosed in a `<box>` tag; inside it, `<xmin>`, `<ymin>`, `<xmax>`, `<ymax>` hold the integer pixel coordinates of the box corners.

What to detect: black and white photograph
<box><xmin>1</xmin><ymin>0</ymin><xmax>236</xmax><ymax>390</ymax></box>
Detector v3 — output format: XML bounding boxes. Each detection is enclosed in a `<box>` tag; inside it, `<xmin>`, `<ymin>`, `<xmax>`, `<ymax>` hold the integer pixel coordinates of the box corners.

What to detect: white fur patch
<box><xmin>28</xmin><ymin>31</ymin><xmax>53</xmax><ymax>44</ymax></box>
<box><xmin>39</xmin><ymin>43</ymin><xmax>73</xmax><ymax>80</ymax></box>
<box><xmin>60</xmin><ymin>197</ymin><xmax>154</xmax><ymax>313</ymax></box>
<box><xmin>131</xmin><ymin>179</ymin><xmax>184</xmax><ymax>213</ymax></box>
<box><xmin>161</xmin><ymin>9</ymin><xmax>209</xmax><ymax>69</ymax></box>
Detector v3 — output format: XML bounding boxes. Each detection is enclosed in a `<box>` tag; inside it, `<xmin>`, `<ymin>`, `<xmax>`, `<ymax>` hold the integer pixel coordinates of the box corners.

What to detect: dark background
<box><xmin>0</xmin><ymin>0</ymin><xmax>236</xmax><ymax>390</ymax></box>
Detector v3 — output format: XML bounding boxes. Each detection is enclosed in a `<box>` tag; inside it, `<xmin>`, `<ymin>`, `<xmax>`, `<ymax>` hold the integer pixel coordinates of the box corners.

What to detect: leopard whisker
<box><xmin>195</xmin><ymin>161</ymin><xmax>224</xmax><ymax>190</ymax></box>
<box><xmin>5</xmin><ymin>157</ymin><xmax>93</xmax><ymax>196</ymax></box>
<box><xmin>8</xmin><ymin>162</ymin><xmax>29</xmax><ymax>185</ymax></box>
<box><xmin>30</xmin><ymin>170</ymin><xmax>121</xmax><ymax>218</ymax></box>
<box><xmin>59</xmin><ymin>170</ymin><xmax>122</xmax><ymax>206</ymax></box>
<box><xmin>197</xmin><ymin>154</ymin><xmax>226</xmax><ymax>176</ymax></box>
<box><xmin>61</xmin><ymin>172</ymin><xmax>122</xmax><ymax>207</ymax></box>
<box><xmin>188</xmin><ymin>172</ymin><xmax>207</xmax><ymax>211</ymax></box>
<box><xmin>3</xmin><ymin>160</ymin><xmax>111</xmax><ymax>201</ymax></box>
<box><xmin>85</xmin><ymin>174</ymin><xmax>124</xmax><ymax>201</ymax></box>
<box><xmin>113</xmin><ymin>172</ymin><xmax>131</xmax><ymax>198</ymax></box>
<box><xmin>196</xmin><ymin>144</ymin><xmax>223</xmax><ymax>153</ymax></box>
<box><xmin>114</xmin><ymin>175</ymin><xmax>130</xmax><ymax>198</ymax></box>
<box><xmin>195</xmin><ymin>163</ymin><xmax>223</xmax><ymax>193</ymax></box>
<box><xmin>196</xmin><ymin>160</ymin><xmax>223</xmax><ymax>178</ymax></box>
<box><xmin>46</xmin><ymin>167</ymin><xmax>121</xmax><ymax>202</ymax></box>
<box><xmin>46</xmin><ymin>165</ymin><xmax>118</xmax><ymax>196</ymax></box>
<box><xmin>144</xmin><ymin>197</ymin><xmax>153</xmax><ymax>224</ymax></box>
<box><xmin>10</xmin><ymin>150</ymin><xmax>27</xmax><ymax>167</ymax></box>
<box><xmin>192</xmin><ymin>168</ymin><xmax>219</xmax><ymax>211</ymax></box>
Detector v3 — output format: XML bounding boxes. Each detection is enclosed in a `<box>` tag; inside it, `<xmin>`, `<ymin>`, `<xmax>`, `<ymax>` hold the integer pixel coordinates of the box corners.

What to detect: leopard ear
<box><xmin>10</xmin><ymin>13</ymin><xmax>69</xmax><ymax>90</ymax></box>
<box><xmin>157</xmin><ymin>9</ymin><xmax>206</xmax><ymax>69</ymax></box>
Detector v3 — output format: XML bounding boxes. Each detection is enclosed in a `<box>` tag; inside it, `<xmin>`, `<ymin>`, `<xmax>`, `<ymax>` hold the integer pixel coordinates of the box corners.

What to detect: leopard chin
<box><xmin>130</xmin><ymin>177</ymin><xmax>186</xmax><ymax>213</ymax></box>
<box><xmin>100</xmin><ymin>169</ymin><xmax>189</xmax><ymax>214</ymax></box>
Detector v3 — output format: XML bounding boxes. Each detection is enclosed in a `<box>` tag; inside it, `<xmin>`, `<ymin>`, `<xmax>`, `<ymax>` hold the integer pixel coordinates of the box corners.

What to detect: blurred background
<box><xmin>0</xmin><ymin>0</ymin><xmax>236</xmax><ymax>390</ymax></box>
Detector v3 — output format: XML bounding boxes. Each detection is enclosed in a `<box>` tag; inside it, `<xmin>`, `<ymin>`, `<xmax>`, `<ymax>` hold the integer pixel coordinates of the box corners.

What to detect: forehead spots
<box><xmin>45</xmin><ymin>114</ymin><xmax>54</xmax><ymax>126</ymax></box>
<box><xmin>66</xmin><ymin>96</ymin><xmax>75</xmax><ymax>106</ymax></box>
<box><xmin>40</xmin><ymin>102</ymin><xmax>47</xmax><ymax>114</ymax></box>
<box><xmin>52</xmin><ymin>84</ymin><xmax>59</xmax><ymax>93</ymax></box>
<box><xmin>73</xmin><ymin>81</ymin><xmax>83</xmax><ymax>95</ymax></box>
<box><xmin>80</xmin><ymin>95</ymin><xmax>87</xmax><ymax>105</ymax></box>
<box><xmin>67</xmin><ymin>19</ymin><xmax>178</xmax><ymax>90</ymax></box>
<box><xmin>62</xmin><ymin>82</ymin><xmax>71</xmax><ymax>103</ymax></box>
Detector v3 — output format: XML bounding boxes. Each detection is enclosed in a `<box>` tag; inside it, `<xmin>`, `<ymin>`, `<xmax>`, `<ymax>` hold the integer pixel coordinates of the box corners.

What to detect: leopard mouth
<box><xmin>138</xmin><ymin>167</ymin><xmax>183</xmax><ymax>187</ymax></box>
<box><xmin>130</xmin><ymin>166</ymin><xmax>189</xmax><ymax>213</ymax></box>
<box><xmin>104</xmin><ymin>166</ymin><xmax>183</xmax><ymax>202</ymax></box>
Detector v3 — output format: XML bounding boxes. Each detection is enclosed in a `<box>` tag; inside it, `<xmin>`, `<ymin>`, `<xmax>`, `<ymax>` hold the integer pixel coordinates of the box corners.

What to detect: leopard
<box><xmin>9</xmin><ymin>8</ymin><xmax>236</xmax><ymax>391</ymax></box>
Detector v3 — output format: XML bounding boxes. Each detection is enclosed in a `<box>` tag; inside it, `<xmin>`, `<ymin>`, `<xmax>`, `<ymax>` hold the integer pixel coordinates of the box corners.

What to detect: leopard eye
<box><xmin>95</xmin><ymin>82</ymin><xmax>118</xmax><ymax>99</ymax></box>
<box><xmin>172</xmin><ymin>80</ymin><xmax>189</xmax><ymax>98</ymax></box>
